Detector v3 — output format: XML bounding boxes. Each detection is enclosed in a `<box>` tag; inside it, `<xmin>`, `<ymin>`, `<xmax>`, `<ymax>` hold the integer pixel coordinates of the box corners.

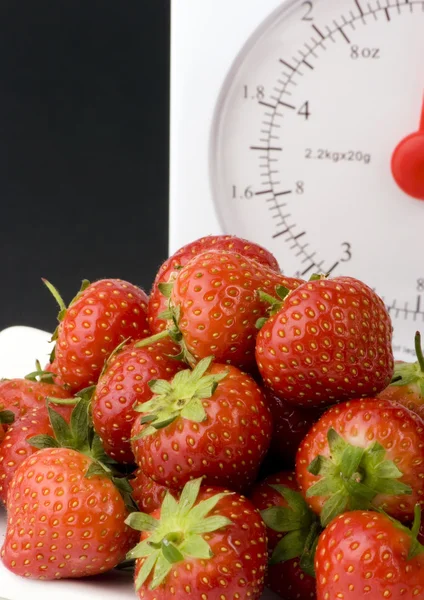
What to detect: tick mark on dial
<box><xmin>312</xmin><ymin>24</ymin><xmax>325</xmax><ymax>39</ymax></box>
<box><xmin>278</xmin><ymin>101</ymin><xmax>296</xmax><ymax>110</ymax></box>
<box><xmin>250</xmin><ymin>146</ymin><xmax>283</xmax><ymax>151</ymax></box>
<box><xmin>354</xmin><ymin>0</ymin><xmax>364</xmax><ymax>16</ymax></box>
<box><xmin>279</xmin><ymin>59</ymin><xmax>296</xmax><ymax>71</ymax></box>
<box><xmin>338</xmin><ymin>27</ymin><xmax>351</xmax><ymax>43</ymax></box>
<box><xmin>258</xmin><ymin>101</ymin><xmax>276</xmax><ymax>110</ymax></box>
<box><xmin>302</xmin><ymin>58</ymin><xmax>314</xmax><ymax>69</ymax></box>
<box><xmin>384</xmin><ymin>7</ymin><xmax>391</xmax><ymax>20</ymax></box>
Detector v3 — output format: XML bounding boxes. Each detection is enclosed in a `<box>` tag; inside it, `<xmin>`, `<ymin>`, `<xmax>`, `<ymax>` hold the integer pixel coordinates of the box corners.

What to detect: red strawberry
<box><xmin>378</xmin><ymin>331</ymin><xmax>424</xmax><ymax>419</ymax></box>
<box><xmin>315</xmin><ymin>508</ymin><xmax>424</xmax><ymax>599</ymax></box>
<box><xmin>46</xmin><ymin>278</ymin><xmax>150</xmax><ymax>392</ymax></box>
<box><xmin>264</xmin><ymin>388</ymin><xmax>324</xmax><ymax>467</ymax></box>
<box><xmin>130</xmin><ymin>468</ymin><xmax>170</xmax><ymax>513</ymax></box>
<box><xmin>296</xmin><ymin>398</ymin><xmax>424</xmax><ymax>525</ymax></box>
<box><xmin>0</xmin><ymin>378</ymin><xmax>72</xmax><ymax>423</ymax></box>
<box><xmin>131</xmin><ymin>357</ymin><xmax>272</xmax><ymax>492</ymax></box>
<box><xmin>0</xmin><ymin>407</ymin><xmax>69</xmax><ymax>504</ymax></box>
<box><xmin>149</xmin><ymin>235</ymin><xmax>280</xmax><ymax>334</ymax></box>
<box><xmin>250</xmin><ymin>471</ymin><xmax>318</xmax><ymax>600</ymax></box>
<box><xmin>43</xmin><ymin>361</ymin><xmax>66</xmax><ymax>386</ymax></box>
<box><xmin>92</xmin><ymin>339</ymin><xmax>183</xmax><ymax>463</ymax></box>
<box><xmin>126</xmin><ymin>477</ymin><xmax>268</xmax><ymax>599</ymax></box>
<box><xmin>153</xmin><ymin>250</ymin><xmax>302</xmax><ymax>372</ymax></box>
<box><xmin>256</xmin><ymin>276</ymin><xmax>394</xmax><ymax>408</ymax></box>
<box><xmin>0</xmin><ymin>447</ymin><xmax>137</xmax><ymax>579</ymax></box>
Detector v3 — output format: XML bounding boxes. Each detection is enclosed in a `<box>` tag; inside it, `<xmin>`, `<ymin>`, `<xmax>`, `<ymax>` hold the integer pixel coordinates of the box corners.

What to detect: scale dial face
<box><xmin>210</xmin><ymin>0</ymin><xmax>424</xmax><ymax>358</ymax></box>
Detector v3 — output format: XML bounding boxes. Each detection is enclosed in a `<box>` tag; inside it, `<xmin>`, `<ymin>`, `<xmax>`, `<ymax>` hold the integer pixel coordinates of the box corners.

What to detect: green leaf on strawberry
<box><xmin>260</xmin><ymin>484</ymin><xmax>321</xmax><ymax>573</ymax></box>
<box><xmin>389</xmin><ymin>331</ymin><xmax>424</xmax><ymax>394</ymax></box>
<box><xmin>306</xmin><ymin>427</ymin><xmax>412</xmax><ymax>526</ymax></box>
<box><xmin>126</xmin><ymin>477</ymin><xmax>232</xmax><ymax>590</ymax></box>
<box><xmin>133</xmin><ymin>356</ymin><xmax>228</xmax><ymax>438</ymax></box>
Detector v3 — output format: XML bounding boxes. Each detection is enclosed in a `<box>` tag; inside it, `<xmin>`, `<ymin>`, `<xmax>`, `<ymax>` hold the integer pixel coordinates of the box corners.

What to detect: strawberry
<box><xmin>264</xmin><ymin>388</ymin><xmax>324</xmax><ymax>467</ymax></box>
<box><xmin>378</xmin><ymin>331</ymin><xmax>424</xmax><ymax>419</ymax></box>
<box><xmin>131</xmin><ymin>356</ymin><xmax>272</xmax><ymax>492</ymax></box>
<box><xmin>0</xmin><ymin>446</ymin><xmax>137</xmax><ymax>579</ymax></box>
<box><xmin>0</xmin><ymin>377</ymin><xmax>72</xmax><ymax>423</ymax></box>
<box><xmin>0</xmin><ymin>406</ymin><xmax>71</xmax><ymax>504</ymax></box>
<box><xmin>125</xmin><ymin>477</ymin><xmax>268</xmax><ymax>599</ymax></box>
<box><xmin>296</xmin><ymin>398</ymin><xmax>424</xmax><ymax>526</ymax></box>
<box><xmin>44</xmin><ymin>278</ymin><xmax>150</xmax><ymax>392</ymax></box>
<box><xmin>148</xmin><ymin>234</ymin><xmax>280</xmax><ymax>334</ymax></box>
<box><xmin>0</xmin><ymin>422</ymin><xmax>5</xmax><ymax>444</ymax></box>
<box><xmin>256</xmin><ymin>275</ymin><xmax>394</xmax><ymax>408</ymax></box>
<box><xmin>249</xmin><ymin>471</ymin><xmax>318</xmax><ymax>600</ymax></box>
<box><xmin>130</xmin><ymin>468</ymin><xmax>170</xmax><ymax>513</ymax></box>
<box><xmin>148</xmin><ymin>250</ymin><xmax>302</xmax><ymax>372</ymax></box>
<box><xmin>315</xmin><ymin>507</ymin><xmax>424</xmax><ymax>599</ymax></box>
<box><xmin>92</xmin><ymin>339</ymin><xmax>183</xmax><ymax>463</ymax></box>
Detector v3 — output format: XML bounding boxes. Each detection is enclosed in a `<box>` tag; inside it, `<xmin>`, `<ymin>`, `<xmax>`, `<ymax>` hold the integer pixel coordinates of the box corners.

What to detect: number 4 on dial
<box><xmin>298</xmin><ymin>101</ymin><xmax>311</xmax><ymax>120</ymax></box>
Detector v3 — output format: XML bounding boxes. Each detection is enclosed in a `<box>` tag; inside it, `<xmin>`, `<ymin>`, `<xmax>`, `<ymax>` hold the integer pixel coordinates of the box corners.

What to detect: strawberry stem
<box><xmin>42</xmin><ymin>278</ymin><xmax>67</xmax><ymax>313</ymax></box>
<box><xmin>415</xmin><ymin>331</ymin><xmax>424</xmax><ymax>373</ymax></box>
<box><xmin>135</xmin><ymin>331</ymin><xmax>169</xmax><ymax>348</ymax></box>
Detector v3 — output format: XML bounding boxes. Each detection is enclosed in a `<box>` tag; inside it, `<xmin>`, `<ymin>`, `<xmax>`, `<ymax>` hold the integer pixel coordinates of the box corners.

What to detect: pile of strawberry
<box><xmin>1</xmin><ymin>233</ymin><xmax>424</xmax><ymax>600</ymax></box>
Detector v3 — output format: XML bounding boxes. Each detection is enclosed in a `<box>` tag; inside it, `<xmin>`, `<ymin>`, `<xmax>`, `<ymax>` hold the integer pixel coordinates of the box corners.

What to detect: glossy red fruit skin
<box><xmin>149</xmin><ymin>235</ymin><xmax>281</xmax><ymax>334</ymax></box>
<box><xmin>264</xmin><ymin>388</ymin><xmax>324</xmax><ymax>467</ymax></box>
<box><xmin>249</xmin><ymin>471</ymin><xmax>317</xmax><ymax>600</ymax></box>
<box><xmin>296</xmin><ymin>398</ymin><xmax>424</xmax><ymax>522</ymax></box>
<box><xmin>1</xmin><ymin>447</ymin><xmax>137</xmax><ymax>579</ymax></box>
<box><xmin>315</xmin><ymin>510</ymin><xmax>424</xmax><ymax>599</ymax></box>
<box><xmin>92</xmin><ymin>339</ymin><xmax>183</xmax><ymax>463</ymax></box>
<box><xmin>256</xmin><ymin>276</ymin><xmax>394</xmax><ymax>408</ymax></box>
<box><xmin>54</xmin><ymin>279</ymin><xmax>150</xmax><ymax>392</ymax></box>
<box><xmin>130</xmin><ymin>468</ymin><xmax>170</xmax><ymax>513</ymax></box>
<box><xmin>0</xmin><ymin>379</ymin><xmax>72</xmax><ymax>424</ymax></box>
<box><xmin>133</xmin><ymin>486</ymin><xmax>268</xmax><ymax>600</ymax></box>
<box><xmin>171</xmin><ymin>250</ymin><xmax>303</xmax><ymax>372</ymax></box>
<box><xmin>378</xmin><ymin>377</ymin><xmax>424</xmax><ymax>420</ymax></box>
<box><xmin>131</xmin><ymin>364</ymin><xmax>273</xmax><ymax>492</ymax></box>
<box><xmin>0</xmin><ymin>408</ymin><xmax>72</xmax><ymax>504</ymax></box>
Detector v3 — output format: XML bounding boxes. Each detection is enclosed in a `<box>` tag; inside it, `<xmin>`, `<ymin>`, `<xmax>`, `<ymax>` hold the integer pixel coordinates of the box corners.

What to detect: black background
<box><xmin>0</xmin><ymin>1</ymin><xmax>170</xmax><ymax>332</ymax></box>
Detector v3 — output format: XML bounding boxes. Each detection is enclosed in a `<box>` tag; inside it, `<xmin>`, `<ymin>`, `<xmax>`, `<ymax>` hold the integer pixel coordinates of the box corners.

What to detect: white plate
<box><xmin>0</xmin><ymin>326</ymin><xmax>279</xmax><ymax>600</ymax></box>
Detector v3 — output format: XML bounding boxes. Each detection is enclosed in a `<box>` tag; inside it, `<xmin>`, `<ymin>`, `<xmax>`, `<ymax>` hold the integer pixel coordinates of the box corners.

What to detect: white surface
<box><xmin>0</xmin><ymin>326</ymin><xmax>279</xmax><ymax>598</ymax></box>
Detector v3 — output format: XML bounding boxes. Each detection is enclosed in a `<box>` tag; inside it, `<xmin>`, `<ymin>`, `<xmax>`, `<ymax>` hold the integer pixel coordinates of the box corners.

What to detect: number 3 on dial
<box><xmin>341</xmin><ymin>242</ymin><xmax>352</xmax><ymax>262</ymax></box>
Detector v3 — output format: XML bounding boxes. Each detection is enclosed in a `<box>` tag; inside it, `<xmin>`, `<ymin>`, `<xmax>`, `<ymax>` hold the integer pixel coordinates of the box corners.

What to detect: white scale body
<box><xmin>170</xmin><ymin>0</ymin><xmax>424</xmax><ymax>360</ymax></box>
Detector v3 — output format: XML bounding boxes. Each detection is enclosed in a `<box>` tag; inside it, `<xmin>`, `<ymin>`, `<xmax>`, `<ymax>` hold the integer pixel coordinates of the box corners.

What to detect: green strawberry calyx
<box><xmin>387</xmin><ymin>504</ymin><xmax>424</xmax><ymax>560</ymax></box>
<box><xmin>260</xmin><ymin>484</ymin><xmax>321</xmax><ymax>577</ymax></box>
<box><xmin>255</xmin><ymin>285</ymin><xmax>290</xmax><ymax>329</ymax></box>
<box><xmin>132</xmin><ymin>356</ymin><xmax>227</xmax><ymax>439</ymax></box>
<box><xmin>27</xmin><ymin>388</ymin><xmax>137</xmax><ymax>510</ymax></box>
<box><xmin>307</xmin><ymin>428</ymin><xmax>412</xmax><ymax>527</ymax></box>
<box><xmin>28</xmin><ymin>387</ymin><xmax>107</xmax><ymax>461</ymax></box>
<box><xmin>389</xmin><ymin>331</ymin><xmax>424</xmax><ymax>395</ymax></box>
<box><xmin>126</xmin><ymin>477</ymin><xmax>232</xmax><ymax>590</ymax></box>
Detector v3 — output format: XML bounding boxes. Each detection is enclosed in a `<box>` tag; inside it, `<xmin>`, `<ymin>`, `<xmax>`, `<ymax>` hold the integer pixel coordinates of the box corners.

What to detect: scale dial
<box><xmin>210</xmin><ymin>0</ymin><xmax>424</xmax><ymax>358</ymax></box>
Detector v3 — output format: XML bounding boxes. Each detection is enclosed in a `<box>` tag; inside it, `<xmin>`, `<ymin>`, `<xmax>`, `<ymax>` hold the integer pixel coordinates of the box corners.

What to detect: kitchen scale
<box><xmin>170</xmin><ymin>0</ymin><xmax>424</xmax><ymax>360</ymax></box>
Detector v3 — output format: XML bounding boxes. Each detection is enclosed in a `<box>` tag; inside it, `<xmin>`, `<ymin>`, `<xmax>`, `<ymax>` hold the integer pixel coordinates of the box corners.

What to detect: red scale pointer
<box><xmin>391</xmin><ymin>94</ymin><xmax>424</xmax><ymax>201</ymax></box>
